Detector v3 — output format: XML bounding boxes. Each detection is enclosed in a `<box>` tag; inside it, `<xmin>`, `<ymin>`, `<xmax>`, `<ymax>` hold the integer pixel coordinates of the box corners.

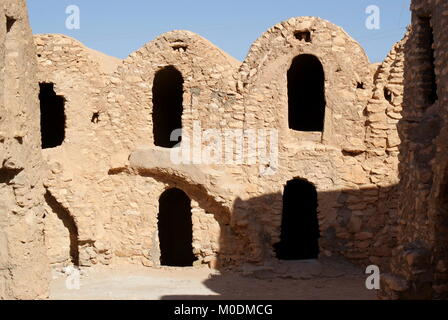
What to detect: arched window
<box><xmin>288</xmin><ymin>54</ymin><xmax>326</xmax><ymax>132</ymax></box>
<box><xmin>158</xmin><ymin>188</ymin><xmax>195</xmax><ymax>266</ymax></box>
<box><xmin>152</xmin><ymin>66</ymin><xmax>184</xmax><ymax>148</ymax></box>
<box><xmin>275</xmin><ymin>178</ymin><xmax>320</xmax><ymax>260</ymax></box>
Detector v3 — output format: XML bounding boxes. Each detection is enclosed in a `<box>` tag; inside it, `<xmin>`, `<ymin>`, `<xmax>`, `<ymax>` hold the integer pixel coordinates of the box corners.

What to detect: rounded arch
<box><xmin>105</xmin><ymin>30</ymin><xmax>240</xmax><ymax>151</ymax></box>
<box><xmin>239</xmin><ymin>16</ymin><xmax>369</xmax><ymax>82</ymax></box>
<box><xmin>237</xmin><ymin>17</ymin><xmax>371</xmax><ymax>147</ymax></box>
<box><xmin>287</xmin><ymin>54</ymin><xmax>326</xmax><ymax>132</ymax></box>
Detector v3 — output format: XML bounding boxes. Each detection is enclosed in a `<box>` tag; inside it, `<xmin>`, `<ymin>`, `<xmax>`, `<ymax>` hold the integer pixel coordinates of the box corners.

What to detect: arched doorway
<box><xmin>152</xmin><ymin>66</ymin><xmax>184</xmax><ymax>148</ymax></box>
<box><xmin>158</xmin><ymin>188</ymin><xmax>195</xmax><ymax>266</ymax></box>
<box><xmin>275</xmin><ymin>179</ymin><xmax>320</xmax><ymax>260</ymax></box>
<box><xmin>287</xmin><ymin>54</ymin><xmax>326</xmax><ymax>132</ymax></box>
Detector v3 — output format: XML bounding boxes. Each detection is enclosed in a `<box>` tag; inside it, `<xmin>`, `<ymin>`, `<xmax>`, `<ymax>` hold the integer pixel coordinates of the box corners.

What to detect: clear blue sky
<box><xmin>28</xmin><ymin>0</ymin><xmax>410</xmax><ymax>63</ymax></box>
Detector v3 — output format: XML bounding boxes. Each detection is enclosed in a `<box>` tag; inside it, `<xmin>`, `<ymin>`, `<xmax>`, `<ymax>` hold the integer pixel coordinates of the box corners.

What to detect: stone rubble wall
<box><xmin>361</xmin><ymin>36</ymin><xmax>406</xmax><ymax>269</ymax></box>
<box><xmin>233</xmin><ymin>17</ymin><xmax>402</xmax><ymax>267</ymax></box>
<box><xmin>35</xmin><ymin>32</ymin><xmax>243</xmax><ymax>268</ymax></box>
<box><xmin>381</xmin><ymin>0</ymin><xmax>448</xmax><ymax>300</ymax></box>
<box><xmin>0</xmin><ymin>0</ymin><xmax>48</xmax><ymax>299</ymax></box>
<box><xmin>5</xmin><ymin>0</ymin><xmax>448</xmax><ymax>301</ymax></box>
<box><xmin>35</xmin><ymin>17</ymin><xmax>405</xmax><ymax>272</ymax></box>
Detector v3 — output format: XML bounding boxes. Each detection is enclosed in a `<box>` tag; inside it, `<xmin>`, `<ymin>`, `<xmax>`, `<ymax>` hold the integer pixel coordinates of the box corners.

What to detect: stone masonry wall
<box><xmin>5</xmin><ymin>0</ymin><xmax>448</xmax><ymax>301</ymax></box>
<box><xmin>232</xmin><ymin>17</ymin><xmax>402</xmax><ymax>267</ymax></box>
<box><xmin>35</xmin><ymin>32</ymin><xmax>241</xmax><ymax>268</ymax></box>
<box><xmin>36</xmin><ymin>17</ymin><xmax>404</xmax><ymax>272</ymax></box>
<box><xmin>0</xmin><ymin>0</ymin><xmax>48</xmax><ymax>299</ymax></box>
<box><xmin>381</xmin><ymin>0</ymin><xmax>448</xmax><ymax>300</ymax></box>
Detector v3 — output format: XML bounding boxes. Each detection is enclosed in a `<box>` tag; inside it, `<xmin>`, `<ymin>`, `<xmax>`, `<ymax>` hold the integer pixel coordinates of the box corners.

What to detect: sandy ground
<box><xmin>50</xmin><ymin>258</ymin><xmax>377</xmax><ymax>300</ymax></box>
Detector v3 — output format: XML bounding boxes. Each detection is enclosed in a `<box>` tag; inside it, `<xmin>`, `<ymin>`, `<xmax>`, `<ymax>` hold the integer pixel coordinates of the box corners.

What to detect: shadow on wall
<box><xmin>384</xmin><ymin>11</ymin><xmax>448</xmax><ymax>300</ymax></box>
<box><xmin>153</xmin><ymin>180</ymin><xmax>398</xmax><ymax>300</ymax></box>
<box><xmin>44</xmin><ymin>191</ymin><xmax>80</xmax><ymax>266</ymax></box>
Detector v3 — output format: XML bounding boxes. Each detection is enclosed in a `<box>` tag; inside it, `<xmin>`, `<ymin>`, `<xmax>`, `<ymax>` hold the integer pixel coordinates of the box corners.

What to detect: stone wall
<box><xmin>0</xmin><ymin>0</ymin><xmax>48</xmax><ymax>299</ymax></box>
<box><xmin>4</xmin><ymin>0</ymin><xmax>447</xmax><ymax>301</ymax></box>
<box><xmin>381</xmin><ymin>0</ymin><xmax>448</xmax><ymax>300</ymax></box>
<box><xmin>36</xmin><ymin>17</ymin><xmax>404</xmax><ymax>272</ymax></box>
<box><xmin>362</xmin><ymin>35</ymin><xmax>406</xmax><ymax>268</ymax></box>
<box><xmin>35</xmin><ymin>32</ymin><xmax>241</xmax><ymax>268</ymax></box>
<box><xmin>6</xmin><ymin>0</ymin><xmax>448</xmax><ymax>301</ymax></box>
<box><xmin>233</xmin><ymin>17</ymin><xmax>402</xmax><ymax>267</ymax></box>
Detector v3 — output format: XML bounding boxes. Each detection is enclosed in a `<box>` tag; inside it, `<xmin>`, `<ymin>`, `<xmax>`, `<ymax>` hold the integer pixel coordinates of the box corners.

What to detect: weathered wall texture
<box><xmin>35</xmin><ymin>16</ymin><xmax>404</xmax><ymax>272</ymax></box>
<box><xmin>361</xmin><ymin>35</ymin><xmax>406</xmax><ymax>268</ymax></box>
<box><xmin>381</xmin><ymin>0</ymin><xmax>448</xmax><ymax>300</ymax></box>
<box><xmin>5</xmin><ymin>0</ymin><xmax>447</xmax><ymax>300</ymax></box>
<box><xmin>232</xmin><ymin>17</ymin><xmax>401</xmax><ymax>267</ymax></box>
<box><xmin>35</xmin><ymin>32</ymin><xmax>243</xmax><ymax>268</ymax></box>
<box><xmin>35</xmin><ymin>34</ymin><xmax>123</xmax><ymax>267</ymax></box>
<box><xmin>0</xmin><ymin>0</ymin><xmax>48</xmax><ymax>299</ymax></box>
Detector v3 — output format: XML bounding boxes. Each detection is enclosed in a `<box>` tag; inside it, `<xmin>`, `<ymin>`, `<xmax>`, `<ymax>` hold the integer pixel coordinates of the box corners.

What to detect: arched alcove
<box><xmin>152</xmin><ymin>66</ymin><xmax>184</xmax><ymax>148</ymax></box>
<box><xmin>288</xmin><ymin>54</ymin><xmax>326</xmax><ymax>132</ymax></box>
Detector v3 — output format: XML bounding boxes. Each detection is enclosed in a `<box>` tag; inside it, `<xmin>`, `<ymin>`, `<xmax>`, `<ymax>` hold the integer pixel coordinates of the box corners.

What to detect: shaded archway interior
<box><xmin>39</xmin><ymin>83</ymin><xmax>66</xmax><ymax>149</ymax></box>
<box><xmin>152</xmin><ymin>66</ymin><xmax>184</xmax><ymax>148</ymax></box>
<box><xmin>275</xmin><ymin>178</ymin><xmax>320</xmax><ymax>260</ymax></box>
<box><xmin>288</xmin><ymin>54</ymin><xmax>326</xmax><ymax>132</ymax></box>
<box><xmin>158</xmin><ymin>188</ymin><xmax>196</xmax><ymax>267</ymax></box>
<box><xmin>44</xmin><ymin>191</ymin><xmax>79</xmax><ymax>266</ymax></box>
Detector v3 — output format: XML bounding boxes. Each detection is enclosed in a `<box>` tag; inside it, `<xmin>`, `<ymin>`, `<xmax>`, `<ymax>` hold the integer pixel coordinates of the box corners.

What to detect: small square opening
<box><xmin>294</xmin><ymin>31</ymin><xmax>311</xmax><ymax>42</ymax></box>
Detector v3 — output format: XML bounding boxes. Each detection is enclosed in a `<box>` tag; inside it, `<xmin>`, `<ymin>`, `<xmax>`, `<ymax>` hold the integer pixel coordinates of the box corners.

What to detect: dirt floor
<box><xmin>50</xmin><ymin>258</ymin><xmax>377</xmax><ymax>300</ymax></box>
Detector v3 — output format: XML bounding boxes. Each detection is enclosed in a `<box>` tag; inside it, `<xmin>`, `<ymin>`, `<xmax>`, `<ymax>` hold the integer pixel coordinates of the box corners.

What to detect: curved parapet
<box><xmin>123</xmin><ymin>30</ymin><xmax>239</xmax><ymax>73</ymax></box>
<box><xmin>241</xmin><ymin>16</ymin><xmax>370</xmax><ymax>80</ymax></box>
<box><xmin>105</xmin><ymin>30</ymin><xmax>241</xmax><ymax>155</ymax></box>
<box><xmin>238</xmin><ymin>17</ymin><xmax>372</xmax><ymax>151</ymax></box>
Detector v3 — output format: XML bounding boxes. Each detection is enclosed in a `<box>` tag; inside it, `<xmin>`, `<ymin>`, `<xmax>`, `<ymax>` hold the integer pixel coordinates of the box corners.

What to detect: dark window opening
<box><xmin>0</xmin><ymin>168</ymin><xmax>22</xmax><ymax>184</ymax></box>
<box><xmin>384</xmin><ymin>87</ymin><xmax>393</xmax><ymax>103</ymax></box>
<box><xmin>158</xmin><ymin>188</ymin><xmax>196</xmax><ymax>267</ymax></box>
<box><xmin>6</xmin><ymin>16</ymin><xmax>15</xmax><ymax>33</ymax></box>
<box><xmin>172</xmin><ymin>45</ymin><xmax>188</xmax><ymax>52</ymax></box>
<box><xmin>44</xmin><ymin>191</ymin><xmax>79</xmax><ymax>266</ymax></box>
<box><xmin>288</xmin><ymin>54</ymin><xmax>326</xmax><ymax>132</ymax></box>
<box><xmin>418</xmin><ymin>17</ymin><xmax>438</xmax><ymax>106</ymax></box>
<box><xmin>357</xmin><ymin>82</ymin><xmax>365</xmax><ymax>89</ymax></box>
<box><xmin>275</xmin><ymin>179</ymin><xmax>320</xmax><ymax>260</ymax></box>
<box><xmin>152</xmin><ymin>66</ymin><xmax>184</xmax><ymax>148</ymax></box>
<box><xmin>39</xmin><ymin>83</ymin><xmax>66</xmax><ymax>149</ymax></box>
<box><xmin>91</xmin><ymin>112</ymin><xmax>100</xmax><ymax>124</ymax></box>
<box><xmin>294</xmin><ymin>31</ymin><xmax>311</xmax><ymax>42</ymax></box>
